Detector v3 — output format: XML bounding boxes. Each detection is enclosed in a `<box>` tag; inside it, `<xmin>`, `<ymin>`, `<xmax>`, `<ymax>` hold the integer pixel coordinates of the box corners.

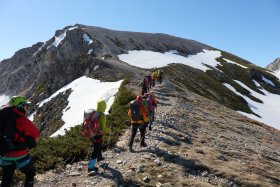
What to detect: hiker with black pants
<box><xmin>141</xmin><ymin>78</ymin><xmax>148</xmax><ymax>95</ymax></box>
<box><xmin>0</xmin><ymin>96</ymin><xmax>39</xmax><ymax>187</ymax></box>
<box><xmin>127</xmin><ymin>96</ymin><xmax>148</xmax><ymax>152</ymax></box>
<box><xmin>82</xmin><ymin>100</ymin><xmax>110</xmax><ymax>173</ymax></box>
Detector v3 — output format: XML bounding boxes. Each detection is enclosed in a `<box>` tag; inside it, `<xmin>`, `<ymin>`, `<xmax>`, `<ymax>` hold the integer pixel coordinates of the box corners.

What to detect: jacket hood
<box><xmin>97</xmin><ymin>100</ymin><xmax>107</xmax><ymax>113</ymax></box>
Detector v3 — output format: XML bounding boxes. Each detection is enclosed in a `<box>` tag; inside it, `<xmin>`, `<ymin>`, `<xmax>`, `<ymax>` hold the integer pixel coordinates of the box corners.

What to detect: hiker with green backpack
<box><xmin>127</xmin><ymin>96</ymin><xmax>149</xmax><ymax>152</ymax></box>
<box><xmin>82</xmin><ymin>99</ymin><xmax>111</xmax><ymax>174</ymax></box>
<box><xmin>0</xmin><ymin>96</ymin><xmax>39</xmax><ymax>187</ymax></box>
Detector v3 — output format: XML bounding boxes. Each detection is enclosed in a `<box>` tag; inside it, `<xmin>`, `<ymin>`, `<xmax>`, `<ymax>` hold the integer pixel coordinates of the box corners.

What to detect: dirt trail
<box><xmin>34</xmin><ymin>81</ymin><xmax>184</xmax><ymax>187</ymax></box>
<box><xmin>31</xmin><ymin>78</ymin><xmax>280</xmax><ymax>187</ymax></box>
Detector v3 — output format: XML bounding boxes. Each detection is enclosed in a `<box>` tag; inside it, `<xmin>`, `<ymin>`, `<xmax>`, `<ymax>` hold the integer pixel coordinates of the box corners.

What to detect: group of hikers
<box><xmin>86</xmin><ymin>70</ymin><xmax>162</xmax><ymax>173</ymax></box>
<box><xmin>0</xmin><ymin>69</ymin><xmax>163</xmax><ymax>186</ymax></box>
<box><xmin>141</xmin><ymin>69</ymin><xmax>163</xmax><ymax>95</ymax></box>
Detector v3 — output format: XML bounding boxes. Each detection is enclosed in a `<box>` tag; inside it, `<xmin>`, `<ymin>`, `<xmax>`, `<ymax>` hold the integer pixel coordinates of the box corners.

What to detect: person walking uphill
<box><xmin>82</xmin><ymin>99</ymin><xmax>110</xmax><ymax>174</ymax></box>
<box><xmin>0</xmin><ymin>96</ymin><xmax>39</xmax><ymax>187</ymax></box>
<box><xmin>127</xmin><ymin>96</ymin><xmax>148</xmax><ymax>152</ymax></box>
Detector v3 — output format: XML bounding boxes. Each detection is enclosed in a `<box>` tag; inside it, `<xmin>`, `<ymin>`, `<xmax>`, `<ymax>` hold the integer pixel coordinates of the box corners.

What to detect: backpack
<box><xmin>129</xmin><ymin>100</ymin><xmax>142</xmax><ymax>121</ymax></box>
<box><xmin>82</xmin><ymin>109</ymin><xmax>103</xmax><ymax>139</ymax></box>
<box><xmin>0</xmin><ymin>106</ymin><xmax>18</xmax><ymax>156</ymax></box>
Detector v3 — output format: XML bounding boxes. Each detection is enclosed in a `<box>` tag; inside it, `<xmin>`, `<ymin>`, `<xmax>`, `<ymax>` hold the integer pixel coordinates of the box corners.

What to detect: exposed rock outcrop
<box><xmin>266</xmin><ymin>57</ymin><xmax>280</xmax><ymax>71</ymax></box>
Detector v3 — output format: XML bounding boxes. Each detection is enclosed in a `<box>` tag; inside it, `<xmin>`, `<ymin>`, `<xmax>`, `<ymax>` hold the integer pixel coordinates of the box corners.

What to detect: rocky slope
<box><xmin>266</xmin><ymin>58</ymin><xmax>280</xmax><ymax>71</ymax></box>
<box><xmin>31</xmin><ymin>79</ymin><xmax>280</xmax><ymax>187</ymax></box>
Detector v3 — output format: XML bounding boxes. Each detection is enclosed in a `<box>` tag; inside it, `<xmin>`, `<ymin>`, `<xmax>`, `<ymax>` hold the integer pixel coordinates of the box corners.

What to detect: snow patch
<box><xmin>36</xmin><ymin>76</ymin><xmax>122</xmax><ymax>137</ymax></box>
<box><xmin>88</xmin><ymin>49</ymin><xmax>93</xmax><ymax>54</ymax></box>
<box><xmin>47</xmin><ymin>33</ymin><xmax>66</xmax><ymax>49</ymax></box>
<box><xmin>261</xmin><ymin>76</ymin><xmax>275</xmax><ymax>87</ymax></box>
<box><xmin>118</xmin><ymin>49</ymin><xmax>222</xmax><ymax>72</ymax></box>
<box><xmin>33</xmin><ymin>42</ymin><xmax>46</xmax><ymax>56</ymax></box>
<box><xmin>0</xmin><ymin>95</ymin><xmax>10</xmax><ymax>107</ymax></box>
<box><xmin>47</xmin><ymin>26</ymin><xmax>78</xmax><ymax>49</ymax></box>
<box><xmin>83</xmin><ymin>34</ymin><xmax>93</xmax><ymax>45</ymax></box>
<box><xmin>223</xmin><ymin>58</ymin><xmax>248</xmax><ymax>69</ymax></box>
<box><xmin>253</xmin><ymin>80</ymin><xmax>261</xmax><ymax>87</ymax></box>
<box><xmin>223</xmin><ymin>80</ymin><xmax>280</xmax><ymax>130</ymax></box>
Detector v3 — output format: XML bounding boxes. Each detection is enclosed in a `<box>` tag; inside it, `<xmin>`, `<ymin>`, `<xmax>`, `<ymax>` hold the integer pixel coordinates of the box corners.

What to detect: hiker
<box><xmin>149</xmin><ymin>91</ymin><xmax>157</xmax><ymax>122</ymax></box>
<box><xmin>141</xmin><ymin>77</ymin><xmax>148</xmax><ymax>95</ymax></box>
<box><xmin>142</xmin><ymin>96</ymin><xmax>150</xmax><ymax>130</ymax></box>
<box><xmin>127</xmin><ymin>96</ymin><xmax>148</xmax><ymax>152</ymax></box>
<box><xmin>147</xmin><ymin>73</ymin><xmax>152</xmax><ymax>89</ymax></box>
<box><xmin>145</xmin><ymin>93</ymin><xmax>156</xmax><ymax>131</ymax></box>
<box><xmin>82</xmin><ymin>99</ymin><xmax>110</xmax><ymax>174</ymax></box>
<box><xmin>0</xmin><ymin>96</ymin><xmax>39</xmax><ymax>187</ymax></box>
<box><xmin>151</xmin><ymin>71</ymin><xmax>157</xmax><ymax>87</ymax></box>
<box><xmin>158</xmin><ymin>70</ymin><xmax>163</xmax><ymax>84</ymax></box>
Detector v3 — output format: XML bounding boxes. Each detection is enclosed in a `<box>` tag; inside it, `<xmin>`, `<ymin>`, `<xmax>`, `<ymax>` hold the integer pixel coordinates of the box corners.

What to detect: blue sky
<box><xmin>0</xmin><ymin>0</ymin><xmax>279</xmax><ymax>67</ymax></box>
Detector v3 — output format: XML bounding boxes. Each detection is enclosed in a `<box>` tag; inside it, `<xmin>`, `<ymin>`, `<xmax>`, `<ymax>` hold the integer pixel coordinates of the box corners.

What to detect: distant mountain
<box><xmin>266</xmin><ymin>57</ymin><xmax>280</xmax><ymax>71</ymax></box>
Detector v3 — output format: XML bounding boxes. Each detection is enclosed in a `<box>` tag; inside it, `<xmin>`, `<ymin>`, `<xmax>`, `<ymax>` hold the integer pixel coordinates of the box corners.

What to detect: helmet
<box><xmin>9</xmin><ymin>96</ymin><xmax>29</xmax><ymax>107</ymax></box>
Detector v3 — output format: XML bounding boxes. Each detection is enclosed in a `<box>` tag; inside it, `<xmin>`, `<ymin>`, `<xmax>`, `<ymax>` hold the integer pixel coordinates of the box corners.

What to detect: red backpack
<box><xmin>82</xmin><ymin>109</ymin><xmax>103</xmax><ymax>139</ymax></box>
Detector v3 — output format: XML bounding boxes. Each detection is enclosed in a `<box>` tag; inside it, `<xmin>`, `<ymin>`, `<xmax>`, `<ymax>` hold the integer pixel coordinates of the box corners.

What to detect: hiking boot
<box><xmin>88</xmin><ymin>167</ymin><xmax>98</xmax><ymax>173</ymax></box>
<box><xmin>100</xmin><ymin>162</ymin><xmax>109</xmax><ymax>169</ymax></box>
<box><xmin>128</xmin><ymin>146</ymin><xmax>134</xmax><ymax>152</ymax></box>
<box><xmin>140</xmin><ymin>143</ymin><xmax>147</xmax><ymax>147</ymax></box>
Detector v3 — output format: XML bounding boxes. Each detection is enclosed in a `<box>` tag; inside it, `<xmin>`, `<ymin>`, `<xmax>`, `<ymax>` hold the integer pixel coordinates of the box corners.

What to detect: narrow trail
<box><xmin>34</xmin><ymin>80</ymin><xmax>184</xmax><ymax>187</ymax></box>
<box><xmin>30</xmin><ymin>77</ymin><xmax>279</xmax><ymax>187</ymax></box>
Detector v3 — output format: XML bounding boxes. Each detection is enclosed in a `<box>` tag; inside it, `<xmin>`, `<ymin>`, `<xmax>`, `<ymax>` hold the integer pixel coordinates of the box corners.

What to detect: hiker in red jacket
<box><xmin>0</xmin><ymin>96</ymin><xmax>39</xmax><ymax>187</ymax></box>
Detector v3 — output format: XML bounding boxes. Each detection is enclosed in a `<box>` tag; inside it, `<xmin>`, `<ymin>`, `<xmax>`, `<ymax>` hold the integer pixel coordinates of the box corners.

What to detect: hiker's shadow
<box><xmin>156</xmin><ymin>129</ymin><xmax>192</xmax><ymax>145</ymax></box>
<box><xmin>135</xmin><ymin>147</ymin><xmax>203</xmax><ymax>174</ymax></box>
<box><xmin>157</xmin><ymin>96</ymin><xmax>170</xmax><ymax>102</ymax></box>
<box><xmin>99</xmin><ymin>164</ymin><xmax>125</xmax><ymax>185</ymax></box>
<box><xmin>157</xmin><ymin>101</ymin><xmax>172</xmax><ymax>106</ymax></box>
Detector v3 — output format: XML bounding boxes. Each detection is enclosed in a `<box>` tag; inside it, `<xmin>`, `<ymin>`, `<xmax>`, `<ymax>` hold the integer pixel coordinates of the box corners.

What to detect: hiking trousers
<box><xmin>0</xmin><ymin>155</ymin><xmax>35</xmax><ymax>187</ymax></box>
<box><xmin>90</xmin><ymin>136</ymin><xmax>103</xmax><ymax>162</ymax></box>
<box><xmin>128</xmin><ymin>123</ymin><xmax>147</xmax><ymax>147</ymax></box>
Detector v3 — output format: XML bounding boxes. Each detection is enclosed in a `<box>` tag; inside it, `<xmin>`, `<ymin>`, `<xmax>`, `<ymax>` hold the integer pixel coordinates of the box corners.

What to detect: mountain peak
<box><xmin>266</xmin><ymin>57</ymin><xmax>280</xmax><ymax>71</ymax></box>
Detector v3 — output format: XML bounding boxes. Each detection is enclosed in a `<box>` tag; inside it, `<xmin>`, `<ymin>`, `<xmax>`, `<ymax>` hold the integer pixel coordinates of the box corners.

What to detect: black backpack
<box><xmin>0</xmin><ymin>107</ymin><xmax>19</xmax><ymax>156</ymax></box>
<box><xmin>130</xmin><ymin>100</ymin><xmax>142</xmax><ymax>121</ymax></box>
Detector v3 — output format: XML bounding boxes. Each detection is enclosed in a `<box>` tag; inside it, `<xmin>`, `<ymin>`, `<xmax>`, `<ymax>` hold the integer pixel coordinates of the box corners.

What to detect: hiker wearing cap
<box><xmin>0</xmin><ymin>96</ymin><xmax>39</xmax><ymax>187</ymax></box>
<box><xmin>82</xmin><ymin>99</ymin><xmax>110</xmax><ymax>174</ymax></box>
<box><xmin>127</xmin><ymin>96</ymin><xmax>148</xmax><ymax>152</ymax></box>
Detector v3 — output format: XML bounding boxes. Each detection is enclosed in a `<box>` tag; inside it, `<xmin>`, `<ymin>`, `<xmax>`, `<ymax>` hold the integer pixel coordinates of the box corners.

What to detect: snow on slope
<box><xmin>119</xmin><ymin>49</ymin><xmax>280</xmax><ymax>130</ymax></box>
<box><xmin>223</xmin><ymin>80</ymin><xmax>280</xmax><ymax>130</ymax></box>
<box><xmin>36</xmin><ymin>76</ymin><xmax>122</xmax><ymax>137</ymax></box>
<box><xmin>119</xmin><ymin>49</ymin><xmax>221</xmax><ymax>72</ymax></box>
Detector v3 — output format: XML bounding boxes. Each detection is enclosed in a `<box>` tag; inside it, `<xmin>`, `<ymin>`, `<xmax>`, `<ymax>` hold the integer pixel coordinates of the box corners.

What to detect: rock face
<box><xmin>266</xmin><ymin>57</ymin><xmax>280</xmax><ymax>71</ymax></box>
